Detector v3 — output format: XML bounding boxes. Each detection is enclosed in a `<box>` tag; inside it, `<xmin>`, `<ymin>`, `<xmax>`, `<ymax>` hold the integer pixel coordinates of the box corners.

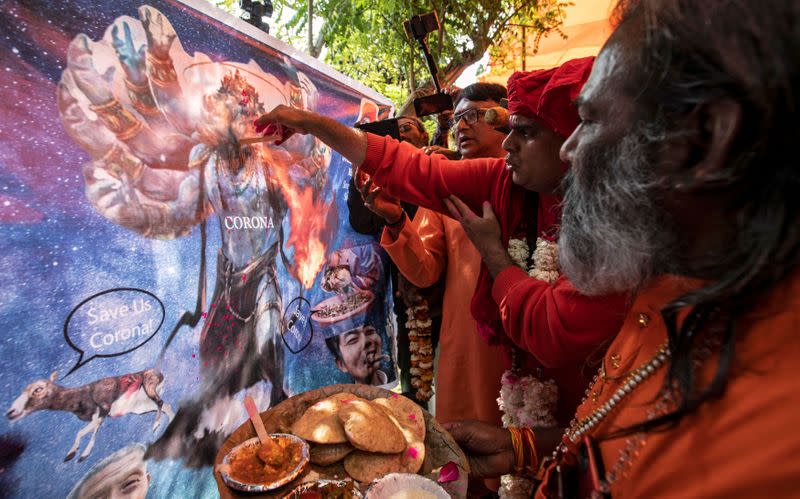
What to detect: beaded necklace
<box><xmin>557</xmin><ymin>341</ymin><xmax>671</xmax><ymax>453</ymax></box>
<box><xmin>549</xmin><ymin>310</ymin><xmax>720</xmax><ymax>496</ymax></box>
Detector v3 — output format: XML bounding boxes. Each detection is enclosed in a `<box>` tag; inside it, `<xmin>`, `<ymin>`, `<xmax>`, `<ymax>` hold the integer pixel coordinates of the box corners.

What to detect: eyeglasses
<box><xmin>398</xmin><ymin>122</ymin><xmax>417</xmax><ymax>133</ymax></box>
<box><xmin>451</xmin><ymin>108</ymin><xmax>488</xmax><ymax>129</ymax></box>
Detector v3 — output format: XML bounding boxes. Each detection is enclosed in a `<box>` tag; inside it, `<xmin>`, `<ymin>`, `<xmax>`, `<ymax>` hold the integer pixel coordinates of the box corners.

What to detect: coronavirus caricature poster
<box><xmin>0</xmin><ymin>0</ymin><xmax>397</xmax><ymax>496</ymax></box>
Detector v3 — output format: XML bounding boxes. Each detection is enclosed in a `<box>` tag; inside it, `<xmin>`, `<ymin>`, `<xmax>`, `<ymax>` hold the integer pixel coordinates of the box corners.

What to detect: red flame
<box><xmin>256</xmin><ymin>147</ymin><xmax>333</xmax><ymax>289</ymax></box>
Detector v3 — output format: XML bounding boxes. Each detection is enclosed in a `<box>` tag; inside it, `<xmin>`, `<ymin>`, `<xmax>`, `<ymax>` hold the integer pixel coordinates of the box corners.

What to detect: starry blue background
<box><xmin>0</xmin><ymin>0</ymin><xmax>395</xmax><ymax>497</ymax></box>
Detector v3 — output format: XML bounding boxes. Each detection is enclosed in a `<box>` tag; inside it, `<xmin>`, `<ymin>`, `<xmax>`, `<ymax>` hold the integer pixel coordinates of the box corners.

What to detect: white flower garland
<box><xmin>498</xmin><ymin>237</ymin><xmax>560</xmax><ymax>499</ymax></box>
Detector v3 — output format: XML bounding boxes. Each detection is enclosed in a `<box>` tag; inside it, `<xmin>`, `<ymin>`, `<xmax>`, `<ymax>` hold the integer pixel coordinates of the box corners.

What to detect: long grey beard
<box><xmin>559</xmin><ymin>124</ymin><xmax>676</xmax><ymax>296</ymax></box>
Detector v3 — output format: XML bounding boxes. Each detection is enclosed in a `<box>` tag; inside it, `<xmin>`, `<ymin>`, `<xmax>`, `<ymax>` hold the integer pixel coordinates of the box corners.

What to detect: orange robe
<box><xmin>537</xmin><ymin>272</ymin><xmax>800</xmax><ymax>498</ymax></box>
<box><xmin>381</xmin><ymin>207</ymin><xmax>510</xmax><ymax>425</ymax></box>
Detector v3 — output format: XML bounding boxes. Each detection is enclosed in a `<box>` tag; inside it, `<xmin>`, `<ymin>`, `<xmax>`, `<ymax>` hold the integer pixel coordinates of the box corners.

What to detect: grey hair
<box><xmin>559</xmin><ymin>118</ymin><xmax>677</xmax><ymax>295</ymax></box>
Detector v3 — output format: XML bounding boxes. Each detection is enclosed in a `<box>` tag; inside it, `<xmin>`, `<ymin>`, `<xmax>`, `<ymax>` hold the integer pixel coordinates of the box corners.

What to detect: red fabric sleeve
<box><xmin>492</xmin><ymin>266</ymin><xmax>630</xmax><ymax>368</ymax></box>
<box><xmin>360</xmin><ymin>134</ymin><xmax>505</xmax><ymax>216</ymax></box>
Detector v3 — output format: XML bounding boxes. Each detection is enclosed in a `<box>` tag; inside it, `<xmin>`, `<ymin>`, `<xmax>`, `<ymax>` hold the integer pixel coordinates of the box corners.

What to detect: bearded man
<box><xmin>446</xmin><ymin>0</ymin><xmax>800</xmax><ymax>496</ymax></box>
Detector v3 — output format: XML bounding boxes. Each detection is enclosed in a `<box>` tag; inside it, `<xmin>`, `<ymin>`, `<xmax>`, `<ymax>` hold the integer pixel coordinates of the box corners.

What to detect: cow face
<box><xmin>6</xmin><ymin>371</ymin><xmax>58</xmax><ymax>421</ymax></box>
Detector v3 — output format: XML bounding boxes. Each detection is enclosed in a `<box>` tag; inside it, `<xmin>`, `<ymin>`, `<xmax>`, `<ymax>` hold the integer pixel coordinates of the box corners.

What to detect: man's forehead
<box><xmin>454</xmin><ymin>98</ymin><xmax>497</xmax><ymax>113</ymax></box>
<box><xmin>509</xmin><ymin>113</ymin><xmax>546</xmax><ymax>130</ymax></box>
<box><xmin>83</xmin><ymin>459</ymin><xmax>146</xmax><ymax>492</ymax></box>
<box><xmin>576</xmin><ymin>44</ymin><xmax>625</xmax><ymax>108</ymax></box>
<box><xmin>509</xmin><ymin>114</ymin><xmax>536</xmax><ymax>125</ymax></box>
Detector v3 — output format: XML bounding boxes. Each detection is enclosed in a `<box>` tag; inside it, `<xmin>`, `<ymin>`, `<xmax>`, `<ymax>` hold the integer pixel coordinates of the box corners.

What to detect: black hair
<box><xmin>324</xmin><ymin>324</ymin><xmax>378</xmax><ymax>364</ymax></box>
<box><xmin>457</xmin><ymin>82</ymin><xmax>507</xmax><ymax>106</ymax></box>
<box><xmin>398</xmin><ymin>115</ymin><xmax>427</xmax><ymax>135</ymax></box>
<box><xmin>325</xmin><ymin>335</ymin><xmax>343</xmax><ymax>363</ymax></box>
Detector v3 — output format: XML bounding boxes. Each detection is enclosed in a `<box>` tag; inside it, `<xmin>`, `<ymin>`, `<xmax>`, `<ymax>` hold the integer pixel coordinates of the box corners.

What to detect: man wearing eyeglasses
<box><xmin>396</xmin><ymin>116</ymin><xmax>430</xmax><ymax>149</ymax></box>
<box><xmin>354</xmin><ymin>84</ymin><xmax>511</xmax><ymax>446</ymax></box>
<box><xmin>424</xmin><ymin>84</ymin><xmax>508</xmax><ymax>161</ymax></box>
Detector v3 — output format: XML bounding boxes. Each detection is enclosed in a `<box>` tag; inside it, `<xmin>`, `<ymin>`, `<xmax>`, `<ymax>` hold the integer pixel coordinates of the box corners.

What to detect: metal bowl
<box><xmin>365</xmin><ymin>473</ymin><xmax>449</xmax><ymax>498</ymax></box>
<box><xmin>282</xmin><ymin>479</ymin><xmax>364</xmax><ymax>498</ymax></box>
<box><xmin>219</xmin><ymin>434</ymin><xmax>310</xmax><ymax>493</ymax></box>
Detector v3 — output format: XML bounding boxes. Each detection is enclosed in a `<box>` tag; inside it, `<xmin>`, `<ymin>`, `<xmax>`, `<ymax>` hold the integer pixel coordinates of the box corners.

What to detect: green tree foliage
<box><xmin>205</xmin><ymin>1</ymin><xmax>569</xmax><ymax>107</ymax></box>
<box><xmin>210</xmin><ymin>0</ymin><xmax>240</xmax><ymax>13</ymax></box>
<box><xmin>271</xmin><ymin>0</ymin><xmax>570</xmax><ymax>108</ymax></box>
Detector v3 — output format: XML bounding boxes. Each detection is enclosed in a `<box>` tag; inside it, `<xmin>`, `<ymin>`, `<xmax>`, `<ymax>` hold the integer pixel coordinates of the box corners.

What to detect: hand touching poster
<box><xmin>0</xmin><ymin>1</ymin><xmax>396</xmax><ymax>496</ymax></box>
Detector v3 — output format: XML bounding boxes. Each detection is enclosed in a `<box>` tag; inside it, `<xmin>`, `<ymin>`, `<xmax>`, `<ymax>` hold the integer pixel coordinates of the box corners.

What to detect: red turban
<box><xmin>506</xmin><ymin>56</ymin><xmax>595</xmax><ymax>138</ymax></box>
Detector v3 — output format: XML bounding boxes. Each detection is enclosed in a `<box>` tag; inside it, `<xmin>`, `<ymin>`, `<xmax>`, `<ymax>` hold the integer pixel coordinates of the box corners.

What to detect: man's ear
<box><xmin>674</xmin><ymin>98</ymin><xmax>742</xmax><ymax>191</ymax></box>
<box><xmin>336</xmin><ymin>359</ymin><xmax>348</xmax><ymax>374</ymax></box>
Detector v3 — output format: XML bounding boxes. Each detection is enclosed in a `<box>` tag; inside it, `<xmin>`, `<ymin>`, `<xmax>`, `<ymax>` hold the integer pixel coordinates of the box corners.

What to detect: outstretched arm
<box><xmin>256</xmin><ymin>106</ymin><xmax>369</xmax><ymax>168</ymax></box>
<box><xmin>256</xmin><ymin>106</ymin><xmax>503</xmax><ymax>217</ymax></box>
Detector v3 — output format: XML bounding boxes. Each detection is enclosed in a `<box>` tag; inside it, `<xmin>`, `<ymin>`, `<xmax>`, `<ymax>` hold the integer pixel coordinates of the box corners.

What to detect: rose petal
<box><xmin>437</xmin><ymin>461</ymin><xmax>459</xmax><ymax>483</ymax></box>
<box><xmin>254</xmin><ymin>120</ymin><xmax>270</xmax><ymax>133</ymax></box>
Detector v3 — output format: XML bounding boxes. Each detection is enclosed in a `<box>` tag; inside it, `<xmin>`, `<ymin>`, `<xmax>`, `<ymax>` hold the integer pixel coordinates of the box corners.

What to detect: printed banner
<box><xmin>0</xmin><ymin>1</ymin><xmax>396</xmax><ymax>497</ymax></box>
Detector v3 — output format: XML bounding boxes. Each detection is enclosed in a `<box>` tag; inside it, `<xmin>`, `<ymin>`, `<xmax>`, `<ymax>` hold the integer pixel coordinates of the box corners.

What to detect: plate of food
<box><xmin>311</xmin><ymin>291</ymin><xmax>375</xmax><ymax>337</ymax></box>
<box><xmin>218</xmin><ymin>434</ymin><xmax>309</xmax><ymax>493</ymax></box>
<box><xmin>214</xmin><ymin>384</ymin><xmax>469</xmax><ymax>498</ymax></box>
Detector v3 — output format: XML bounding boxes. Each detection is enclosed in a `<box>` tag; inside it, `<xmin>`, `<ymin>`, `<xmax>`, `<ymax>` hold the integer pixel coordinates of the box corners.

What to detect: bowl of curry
<box><xmin>219</xmin><ymin>434</ymin><xmax>310</xmax><ymax>492</ymax></box>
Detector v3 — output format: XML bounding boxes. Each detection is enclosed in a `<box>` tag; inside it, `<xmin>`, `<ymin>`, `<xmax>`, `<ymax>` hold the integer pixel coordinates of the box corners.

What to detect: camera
<box><xmin>413</xmin><ymin>92</ymin><xmax>453</xmax><ymax>118</ymax></box>
<box><xmin>354</xmin><ymin>118</ymin><xmax>400</xmax><ymax>141</ymax></box>
<box><xmin>240</xmin><ymin>0</ymin><xmax>273</xmax><ymax>33</ymax></box>
<box><xmin>403</xmin><ymin>12</ymin><xmax>439</xmax><ymax>40</ymax></box>
<box><xmin>403</xmin><ymin>12</ymin><xmax>453</xmax><ymax>117</ymax></box>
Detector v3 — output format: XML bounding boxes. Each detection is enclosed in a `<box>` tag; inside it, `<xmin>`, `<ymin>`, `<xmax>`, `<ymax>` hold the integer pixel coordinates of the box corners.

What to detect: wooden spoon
<box><xmin>244</xmin><ymin>395</ymin><xmax>278</xmax><ymax>457</ymax></box>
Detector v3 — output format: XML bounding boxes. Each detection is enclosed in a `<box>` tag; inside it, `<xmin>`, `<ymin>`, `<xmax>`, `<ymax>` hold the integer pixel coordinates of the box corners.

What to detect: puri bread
<box><xmin>343</xmin><ymin>396</ymin><xmax>426</xmax><ymax>482</ymax></box>
<box><xmin>343</xmin><ymin>441</ymin><xmax>425</xmax><ymax>483</ymax></box>
<box><xmin>309</xmin><ymin>443</ymin><xmax>355</xmax><ymax>466</ymax></box>
<box><xmin>291</xmin><ymin>393</ymin><xmax>367</xmax><ymax>444</ymax></box>
<box><xmin>373</xmin><ymin>395</ymin><xmax>425</xmax><ymax>440</ymax></box>
<box><xmin>337</xmin><ymin>399</ymin><xmax>405</xmax><ymax>453</ymax></box>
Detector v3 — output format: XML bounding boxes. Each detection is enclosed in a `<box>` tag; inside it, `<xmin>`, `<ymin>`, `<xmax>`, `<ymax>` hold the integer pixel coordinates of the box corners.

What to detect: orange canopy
<box><xmin>483</xmin><ymin>1</ymin><xmax>615</xmax><ymax>83</ymax></box>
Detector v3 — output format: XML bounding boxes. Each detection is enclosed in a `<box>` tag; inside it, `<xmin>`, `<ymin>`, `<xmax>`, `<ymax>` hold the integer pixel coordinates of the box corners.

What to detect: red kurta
<box><xmin>359</xmin><ymin>134</ymin><xmax>629</xmax><ymax>421</ymax></box>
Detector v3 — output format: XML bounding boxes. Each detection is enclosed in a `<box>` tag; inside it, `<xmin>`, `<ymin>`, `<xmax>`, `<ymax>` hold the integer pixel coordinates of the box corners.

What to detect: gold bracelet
<box><xmin>89</xmin><ymin>99</ymin><xmax>143</xmax><ymax>141</ymax></box>
<box><xmin>146</xmin><ymin>52</ymin><xmax>177</xmax><ymax>87</ymax></box>
<box><xmin>100</xmin><ymin>144</ymin><xmax>144</xmax><ymax>181</ymax></box>
<box><xmin>124</xmin><ymin>79</ymin><xmax>160</xmax><ymax>116</ymax></box>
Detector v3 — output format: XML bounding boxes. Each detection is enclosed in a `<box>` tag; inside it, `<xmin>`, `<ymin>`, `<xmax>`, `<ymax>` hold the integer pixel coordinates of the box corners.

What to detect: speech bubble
<box><xmin>63</xmin><ymin>288</ymin><xmax>165</xmax><ymax>375</ymax></box>
<box><xmin>281</xmin><ymin>296</ymin><xmax>313</xmax><ymax>354</ymax></box>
